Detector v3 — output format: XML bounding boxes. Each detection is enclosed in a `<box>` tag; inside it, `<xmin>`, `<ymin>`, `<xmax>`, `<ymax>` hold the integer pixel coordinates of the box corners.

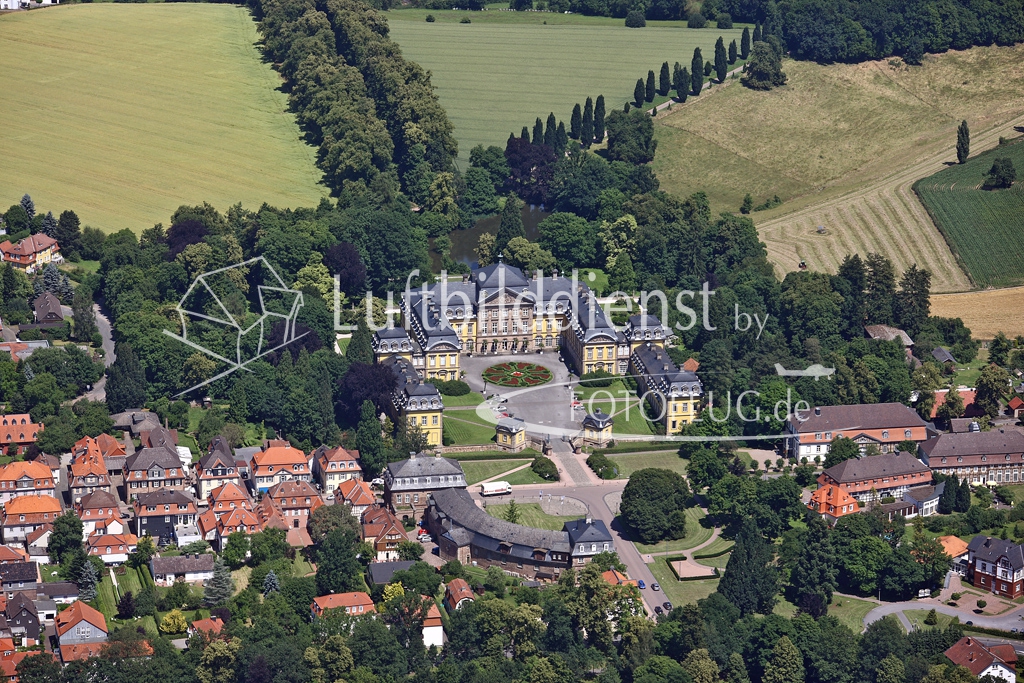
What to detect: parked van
<box><xmin>480</xmin><ymin>481</ymin><xmax>512</xmax><ymax>496</ymax></box>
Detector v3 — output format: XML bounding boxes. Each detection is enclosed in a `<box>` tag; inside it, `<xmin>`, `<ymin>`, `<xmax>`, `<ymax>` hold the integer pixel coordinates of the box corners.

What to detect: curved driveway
<box><xmin>865</xmin><ymin>600</ymin><xmax>1024</xmax><ymax>631</ymax></box>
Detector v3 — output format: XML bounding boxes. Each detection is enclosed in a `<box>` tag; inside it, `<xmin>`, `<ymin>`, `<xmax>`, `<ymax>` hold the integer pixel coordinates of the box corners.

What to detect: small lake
<box><xmin>430</xmin><ymin>204</ymin><xmax>550</xmax><ymax>271</ymax></box>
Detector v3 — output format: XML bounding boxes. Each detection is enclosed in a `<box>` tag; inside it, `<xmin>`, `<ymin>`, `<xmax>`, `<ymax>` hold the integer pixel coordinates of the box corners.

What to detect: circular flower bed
<box><xmin>482</xmin><ymin>361</ymin><xmax>553</xmax><ymax>388</ymax></box>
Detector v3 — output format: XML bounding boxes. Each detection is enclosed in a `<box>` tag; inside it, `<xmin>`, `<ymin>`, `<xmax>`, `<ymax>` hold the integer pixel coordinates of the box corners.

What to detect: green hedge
<box><xmin>692</xmin><ymin>547</ymin><xmax>732</xmax><ymax>560</ymax></box>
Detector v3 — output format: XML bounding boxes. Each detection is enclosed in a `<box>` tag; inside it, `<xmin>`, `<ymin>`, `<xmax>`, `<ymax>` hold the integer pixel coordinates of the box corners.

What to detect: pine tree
<box><xmin>715</xmin><ymin>36</ymin><xmax>728</xmax><ymax>82</ymax></box>
<box><xmin>503</xmin><ymin>499</ymin><xmax>521</xmax><ymax>524</ymax></box>
<box><xmin>263</xmin><ymin>569</ymin><xmax>280</xmax><ymax>595</ymax></box>
<box><xmin>357</xmin><ymin>399</ymin><xmax>386</xmax><ymax>477</ymax></box>
<box><xmin>956</xmin><ymin>120</ymin><xmax>970</xmax><ymax>164</ymax></box>
<box><xmin>741</xmin><ymin>26</ymin><xmax>751</xmax><ymax>59</ymax></box>
<box><xmin>659</xmin><ymin>61</ymin><xmax>671</xmax><ymax>96</ymax></box>
<box><xmin>32</xmin><ymin>278</ymin><xmax>43</xmax><ymax>297</ymax></box>
<box><xmin>729</xmin><ymin>39</ymin><xmax>738</xmax><ymax>64</ymax></box>
<box><xmin>106</xmin><ymin>343</ymin><xmax>147</xmax><ymax>413</ymax></box>
<box><xmin>593</xmin><ymin>95</ymin><xmax>606</xmax><ymax>143</ymax></box>
<box><xmin>117</xmin><ymin>591</ymin><xmax>136</xmax><ymax>619</ymax></box>
<box><xmin>719</xmin><ymin>519</ymin><xmax>778</xmax><ymax>616</ymax></box>
<box><xmin>938</xmin><ymin>475</ymin><xmax>958</xmax><ymax>514</ymax></box>
<box><xmin>570</xmin><ymin>103</ymin><xmax>583</xmax><ymax>139</ymax></box>
<box><xmin>633</xmin><ymin>79</ymin><xmax>645</xmax><ymax>108</ymax></box>
<box><xmin>79</xmin><ymin>560</ymin><xmax>98</xmax><ymax>602</ymax></box>
<box><xmin>555</xmin><ymin>121</ymin><xmax>568</xmax><ymax>154</ymax></box>
<box><xmin>691</xmin><ymin>47</ymin><xmax>704</xmax><ymax>95</ymax></box>
<box><xmin>763</xmin><ymin>636</ymin><xmax>804</xmax><ymax>683</ymax></box>
<box><xmin>753</xmin><ymin>23</ymin><xmax>762</xmax><ymax>43</ymax></box>
<box><xmin>520</xmin><ymin>126</ymin><xmax>530</xmax><ymax>140</ymax></box>
<box><xmin>581</xmin><ymin>97</ymin><xmax>594</xmax><ymax>147</ymax></box>
<box><xmin>43</xmin><ymin>262</ymin><xmax>60</xmax><ymax>294</ymax></box>
<box><xmin>791</xmin><ymin>516</ymin><xmax>836</xmax><ymax>617</ymax></box>
<box><xmin>676</xmin><ymin>67</ymin><xmax>690</xmax><ymax>102</ymax></box>
<box><xmin>957</xmin><ymin>477</ymin><xmax>971</xmax><ymax>512</ymax></box>
<box><xmin>496</xmin><ymin>194</ymin><xmax>525</xmax><ymax>255</ymax></box>
<box><xmin>726</xmin><ymin>653</ymin><xmax>751</xmax><ymax>683</ymax></box>
<box><xmin>672</xmin><ymin>61</ymin><xmax>682</xmax><ymax>91</ymax></box>
<box><xmin>57</xmin><ymin>210</ymin><xmax>81</xmax><ymax>254</ymax></box>
<box><xmin>72</xmin><ymin>287</ymin><xmax>98</xmax><ymax>342</ymax></box>
<box><xmin>532</xmin><ymin>117</ymin><xmax>544</xmax><ymax>145</ymax></box>
<box><xmin>20</xmin><ymin>194</ymin><xmax>35</xmax><ymax>220</ymax></box>
<box><xmin>645</xmin><ymin>70</ymin><xmax>656</xmax><ymax>102</ymax></box>
<box><xmin>40</xmin><ymin>211</ymin><xmax>57</xmax><ymax>238</ymax></box>
<box><xmin>544</xmin><ymin>112</ymin><xmax>557</xmax><ymax>148</ymax></box>
<box><xmin>346</xmin><ymin>317</ymin><xmax>374</xmax><ymax>365</ymax></box>
<box><xmin>58</xmin><ymin>274</ymin><xmax>74</xmax><ymax>302</ymax></box>
<box><xmin>204</xmin><ymin>557</ymin><xmax>234</xmax><ymax>606</ymax></box>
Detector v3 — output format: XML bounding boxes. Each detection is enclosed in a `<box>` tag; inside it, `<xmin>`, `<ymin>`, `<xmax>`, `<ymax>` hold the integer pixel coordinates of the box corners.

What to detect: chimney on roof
<box><xmin>814</xmin><ymin>407</ymin><xmax>821</xmax><ymax>416</ymax></box>
<box><xmin>585</xmin><ymin>516</ymin><xmax>592</xmax><ymax>524</ymax></box>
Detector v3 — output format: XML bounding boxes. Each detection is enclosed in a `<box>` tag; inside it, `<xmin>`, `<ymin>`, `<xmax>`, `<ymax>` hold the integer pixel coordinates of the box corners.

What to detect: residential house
<box><xmin>110</xmin><ymin>411</ymin><xmax>161</xmax><ymax>438</ymax></box>
<box><xmin>818</xmin><ymin>452</ymin><xmax>931</xmax><ymax>502</ymax></box>
<box><xmin>939</xmin><ymin>536</ymin><xmax>970</xmax><ymax>575</ymax></box>
<box><xmin>383</xmin><ymin>453</ymin><xmax>466</xmax><ymax>518</ymax></box>
<box><xmin>0</xmin><ymin>461</ymin><xmax>55</xmax><ymax>504</ymax></box>
<box><xmin>786</xmin><ymin>403</ymin><xmax>931</xmax><ymax>460</ymax></box>
<box><xmin>602</xmin><ymin>569</ymin><xmax>638</xmax><ymax>586</ymax></box>
<box><xmin>564</xmin><ymin>517</ymin><xmax>615</xmax><ymax>566</ymax></box>
<box><xmin>195</xmin><ymin>438</ymin><xmax>243</xmax><ymax>502</ymax></box>
<box><xmin>312</xmin><ymin>445</ymin><xmax>362</xmax><ymax>493</ymax></box>
<box><xmin>56</xmin><ymin>601</ymin><xmax>108</xmax><ymax>664</ymax></box>
<box><xmin>443</xmin><ymin>579</ymin><xmax>474</xmax><ymax>611</ymax></box>
<box><xmin>187</xmin><ymin>616</ymin><xmax>224</xmax><ymax>639</ymax></box>
<box><xmin>366</xmin><ymin>561</ymin><xmax>415</xmax><ymax>587</ymax></box>
<box><xmin>39</xmin><ymin>582</ymin><xmax>79</xmax><ymax>605</ymax></box>
<box><xmin>0</xmin><ymin>548</ymin><xmax>27</xmax><ymax>564</ymax></box>
<box><xmin>210</xmin><ymin>508</ymin><xmax>262</xmax><ymax>550</ymax></box>
<box><xmin>86</xmin><ymin>534</ymin><xmax>137</xmax><ymax>565</ymax></box>
<box><xmin>311</xmin><ymin>592</ymin><xmax>375</xmax><ymax>619</ymax></box>
<box><xmin>0</xmin><ymin>563</ymin><xmax>38</xmax><ymax>600</ymax></box>
<box><xmin>0</xmin><ymin>234</ymin><xmax>60</xmax><ymax>274</ymax></box>
<box><xmin>421</xmin><ymin>598</ymin><xmax>443</xmax><ymax>649</ymax></box>
<box><xmin>582</xmin><ymin>411</ymin><xmax>614</xmax><ymax>447</ymax></box>
<box><xmin>931</xmin><ymin>388</ymin><xmax>984</xmax><ymax>420</ymax></box>
<box><xmin>0</xmin><ymin>495</ymin><xmax>61</xmax><ymax>543</ymax></box>
<box><xmin>68</xmin><ymin>442</ymin><xmax>111</xmax><ymax>501</ymax></box>
<box><xmin>944</xmin><ymin>637</ymin><xmax>1016</xmax><ymax>682</ymax></box>
<box><xmin>902</xmin><ymin>481</ymin><xmax>945</xmax><ymax>518</ymax></box>
<box><xmin>133</xmin><ymin>490</ymin><xmax>198</xmax><ymax>545</ymax></box>
<box><xmin>967</xmin><ymin>536</ymin><xmax>1024</xmax><ymax>598</ymax></box>
<box><xmin>361</xmin><ymin>506</ymin><xmax>408</xmax><ymax>561</ymax></box>
<box><xmin>807</xmin><ymin>484</ymin><xmax>860</xmax><ymax>523</ymax></box>
<box><xmin>74</xmin><ymin>490</ymin><xmax>121</xmax><ymax>535</ymax></box>
<box><xmin>26</xmin><ymin>451</ymin><xmax>61</xmax><ymax>487</ymax></box>
<box><xmin>25</xmin><ymin>526</ymin><xmax>50</xmax><ymax>564</ymax></box>
<box><xmin>933</xmin><ymin>347</ymin><xmax>957</xmax><ymax>365</ymax></box>
<box><xmin>920</xmin><ymin>429</ymin><xmax>1024</xmax><ymax>485</ymax></box>
<box><xmin>150</xmin><ymin>554</ymin><xmax>215</xmax><ymax>586</ymax></box>
<box><xmin>251</xmin><ymin>444</ymin><xmax>311</xmax><ymax>492</ymax></box>
<box><xmin>335</xmin><ymin>479</ymin><xmax>375</xmax><ymax>517</ymax></box>
<box><xmin>1009</xmin><ymin>396</ymin><xmax>1024</xmax><ymax>419</ymax></box>
<box><xmin>263</xmin><ymin>480</ymin><xmax>324</xmax><ymax>530</ymax></box>
<box><xmin>865</xmin><ymin>324</ymin><xmax>913</xmax><ymax>348</ymax></box>
<box><xmin>206</xmin><ymin>482</ymin><xmax>252</xmax><ymax>517</ymax></box>
<box><xmin>495</xmin><ymin>417</ymin><xmax>527</xmax><ymax>452</ymax></box>
<box><xmin>31</xmin><ymin>293</ymin><xmax>63</xmax><ymax>325</ymax></box>
<box><xmin>0</xmin><ymin>416</ymin><xmax>42</xmax><ymax>457</ymax></box>
<box><xmin>124</xmin><ymin>443</ymin><xmax>187</xmax><ymax>499</ymax></box>
<box><xmin>5</xmin><ymin>594</ymin><xmax>38</xmax><ymax>642</ymax></box>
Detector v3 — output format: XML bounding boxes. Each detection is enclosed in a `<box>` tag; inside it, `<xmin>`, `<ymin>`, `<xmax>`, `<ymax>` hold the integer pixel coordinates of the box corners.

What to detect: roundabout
<box><xmin>482</xmin><ymin>361</ymin><xmax>553</xmax><ymax>388</ymax></box>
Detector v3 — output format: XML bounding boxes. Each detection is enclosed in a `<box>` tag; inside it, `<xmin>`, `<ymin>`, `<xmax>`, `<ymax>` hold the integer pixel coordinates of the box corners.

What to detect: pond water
<box><xmin>430</xmin><ymin>204</ymin><xmax>550</xmax><ymax>271</ymax></box>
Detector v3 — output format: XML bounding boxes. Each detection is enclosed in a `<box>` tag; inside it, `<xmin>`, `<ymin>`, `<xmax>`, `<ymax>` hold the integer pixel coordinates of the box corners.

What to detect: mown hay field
<box><xmin>0</xmin><ymin>4</ymin><xmax>326</xmax><ymax>233</ymax></box>
<box><xmin>652</xmin><ymin>45</ymin><xmax>1024</xmax><ymax>292</ymax></box>
<box><xmin>931</xmin><ymin>287</ymin><xmax>1024</xmax><ymax>339</ymax></box>
<box><xmin>914</xmin><ymin>138</ymin><xmax>1024</xmax><ymax>288</ymax></box>
<box><xmin>388</xmin><ymin>16</ymin><xmax>745</xmax><ymax>163</ymax></box>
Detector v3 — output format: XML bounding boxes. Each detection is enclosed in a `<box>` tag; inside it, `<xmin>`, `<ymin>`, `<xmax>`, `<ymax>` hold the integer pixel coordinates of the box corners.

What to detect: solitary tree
<box><xmin>645</xmin><ymin>70</ymin><xmax>656</xmax><ymax>102</ymax></box>
<box><xmin>633</xmin><ymin>79</ymin><xmax>645</xmax><ymax>108</ymax></box>
<box><xmin>742</xmin><ymin>41</ymin><xmax>787</xmax><ymax>90</ymax></box>
<box><xmin>79</xmin><ymin>561</ymin><xmax>98</xmax><ymax>602</ymax></box>
<box><xmin>593</xmin><ymin>95</ymin><xmax>606</xmax><ymax>143</ymax></box>
<box><xmin>741</xmin><ymin>194</ymin><xmax>753</xmax><ymax>214</ymax></box>
<box><xmin>659</xmin><ymin>61</ymin><xmax>671</xmax><ymax>96</ymax></box>
<box><xmin>984</xmin><ymin>157</ymin><xmax>1017</xmax><ymax>189</ymax></box>
<box><xmin>49</xmin><ymin>511</ymin><xmax>84</xmax><ymax>565</ymax></box>
<box><xmin>570</xmin><ymin>103</ymin><xmax>582</xmax><ymax>139</ymax></box>
<box><xmin>71</xmin><ymin>287</ymin><xmax>98</xmax><ymax>342</ymax></box>
<box><xmin>117</xmin><ymin>591</ymin><xmax>136</xmax><ymax>619</ymax></box>
<box><xmin>204</xmin><ymin>557</ymin><xmax>234</xmax><ymax>606</ymax></box>
<box><xmin>40</xmin><ymin>211</ymin><xmax>57</xmax><ymax>238</ymax></box>
<box><xmin>729</xmin><ymin>39</ymin><xmax>738</xmax><ymax>64</ymax></box>
<box><xmin>956</xmin><ymin>120</ymin><xmax>970</xmax><ymax>164</ymax></box>
<box><xmin>496</xmin><ymin>194</ymin><xmax>525</xmax><ymax>255</ymax></box>
<box><xmin>691</xmin><ymin>48</ymin><xmax>704</xmax><ymax>95</ymax></box>
<box><xmin>20</xmin><ymin>194</ymin><xmax>35</xmax><ymax>220</ymax></box>
<box><xmin>503</xmin><ymin>499</ymin><xmax>521</xmax><ymax>525</ymax></box>
<box><xmin>714</xmin><ymin>36</ymin><xmax>728</xmax><ymax>82</ymax></box>
<box><xmin>581</xmin><ymin>97</ymin><xmax>594</xmax><ymax>147</ymax></box>
<box><xmin>741</xmin><ymin>26</ymin><xmax>751</xmax><ymax>58</ymax></box>
<box><xmin>263</xmin><ymin>569</ymin><xmax>280</xmax><ymax>595</ymax></box>
<box><xmin>346</xmin><ymin>317</ymin><xmax>373</xmax><ymax>364</ymax></box>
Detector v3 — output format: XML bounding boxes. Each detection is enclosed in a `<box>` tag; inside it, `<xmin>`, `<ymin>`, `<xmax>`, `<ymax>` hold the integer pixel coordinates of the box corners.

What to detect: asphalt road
<box><xmin>83</xmin><ymin>303</ymin><xmax>115</xmax><ymax>402</ymax></box>
<box><xmin>865</xmin><ymin>600</ymin><xmax>1024</xmax><ymax>631</ymax></box>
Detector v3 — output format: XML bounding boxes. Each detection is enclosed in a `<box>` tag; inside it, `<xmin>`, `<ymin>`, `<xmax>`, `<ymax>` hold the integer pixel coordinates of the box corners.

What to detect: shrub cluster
<box><xmin>586</xmin><ymin>452</ymin><xmax>618</xmax><ymax>479</ymax></box>
<box><xmin>435</xmin><ymin>379</ymin><xmax>471</xmax><ymax>396</ymax></box>
<box><xmin>579</xmin><ymin>369</ymin><xmax>615</xmax><ymax>387</ymax></box>
<box><xmin>531</xmin><ymin>456</ymin><xmax>559</xmax><ymax>481</ymax></box>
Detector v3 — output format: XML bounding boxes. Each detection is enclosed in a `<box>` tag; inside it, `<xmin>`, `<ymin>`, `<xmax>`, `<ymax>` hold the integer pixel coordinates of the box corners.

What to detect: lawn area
<box><xmin>443</xmin><ymin>393</ymin><xmax>485</xmax><ymax>407</ymax></box>
<box><xmin>484</xmin><ymin>502</ymin><xmax>578</xmax><ymax>531</ymax></box>
<box><xmin>503</xmin><ymin>466</ymin><xmax>550</xmax><ymax>486</ymax></box>
<box><xmin>609</xmin><ymin>451</ymin><xmax>688</xmax><ymax>479</ymax></box>
<box><xmin>633</xmin><ymin>507</ymin><xmax>713</xmax><ymax>553</ymax></box>
<box><xmin>828</xmin><ymin>595</ymin><xmax>879</xmax><ymax>634</ymax></box>
<box><xmin>905</xmin><ymin>609</ymin><xmax>955</xmax><ymax>630</ymax></box>
<box><xmin>608</xmin><ymin>400</ymin><xmax>657</xmax><ymax>436</ymax></box>
<box><xmin>0</xmin><ymin>4</ymin><xmax>325</xmax><ymax>233</ymax></box>
<box><xmin>648</xmin><ymin>557</ymin><xmax>719</xmax><ymax>606</ymax></box>
<box><xmin>462</xmin><ymin>459</ymin><xmax>531</xmax><ymax>485</ymax></box>
<box><xmin>96</xmin><ymin>572</ymin><xmax>118</xmax><ymax>621</ymax></box>
<box><xmin>578</xmin><ymin>269</ymin><xmax>609</xmax><ymax>297</ymax></box>
<box><xmin>574</xmin><ymin>379</ymin><xmax>629</xmax><ymax>401</ymax></box>
<box><xmin>39</xmin><ymin>564</ymin><xmax>63</xmax><ymax>582</ymax></box>
<box><xmin>388</xmin><ymin>18</ymin><xmax>745</xmax><ymax>163</ymax></box>
<box><xmin>443</xmin><ymin>415</ymin><xmax>496</xmax><ymax>446</ymax></box>
<box><xmin>951</xmin><ymin>348</ymin><xmax>989</xmax><ymax>388</ymax></box>
<box><xmin>692</xmin><ymin>536</ymin><xmax>733</xmax><ymax>557</ymax></box>
<box><xmin>653</xmin><ymin>44</ymin><xmax>1024</xmax><ymax>292</ymax></box>
<box><xmin>915</xmin><ymin>137</ymin><xmax>1024</xmax><ymax>288</ymax></box>
<box><xmin>231</xmin><ymin>566</ymin><xmax>252</xmax><ymax>594</ymax></box>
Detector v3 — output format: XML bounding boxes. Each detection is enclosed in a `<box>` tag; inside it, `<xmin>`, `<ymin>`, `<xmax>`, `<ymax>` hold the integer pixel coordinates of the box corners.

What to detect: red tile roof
<box><xmin>945</xmin><ymin>636</ymin><xmax>1016</xmax><ymax>677</ymax></box>
<box><xmin>59</xmin><ymin>643</ymin><xmax>105</xmax><ymax>663</ymax></box>
<box><xmin>189</xmin><ymin>616</ymin><xmax>224</xmax><ymax>636</ymax></box>
<box><xmin>312</xmin><ymin>592</ymin><xmax>375</xmax><ymax>615</ymax></box>
<box><xmin>336</xmin><ymin>479</ymin><xmax>375</xmax><ymax>508</ymax></box>
<box><xmin>3</xmin><ymin>495</ymin><xmax>61</xmax><ymax>516</ymax></box>
<box><xmin>931</xmin><ymin>388</ymin><xmax>982</xmax><ymax>418</ymax></box>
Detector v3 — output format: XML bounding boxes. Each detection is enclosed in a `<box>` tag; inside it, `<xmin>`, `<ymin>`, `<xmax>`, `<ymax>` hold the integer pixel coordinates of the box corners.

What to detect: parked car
<box><xmin>663</xmin><ymin>601</ymin><xmax>673</xmax><ymax>611</ymax></box>
<box><xmin>654</xmin><ymin>606</ymin><xmax>663</xmax><ymax>615</ymax></box>
<box><xmin>652</xmin><ymin>583</ymin><xmax>660</xmax><ymax>591</ymax></box>
<box><xmin>637</xmin><ymin>580</ymin><xmax>646</xmax><ymax>589</ymax></box>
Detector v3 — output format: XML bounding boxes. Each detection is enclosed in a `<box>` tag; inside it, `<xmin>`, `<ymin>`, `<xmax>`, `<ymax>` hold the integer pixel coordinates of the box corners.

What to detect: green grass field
<box><xmin>608</xmin><ymin>451</ymin><xmax>688</xmax><ymax>478</ymax></box>
<box><xmin>502</xmin><ymin>465</ymin><xmax>550</xmax><ymax>485</ymax></box>
<box><xmin>0</xmin><ymin>4</ymin><xmax>325</xmax><ymax>233</ymax></box>
<box><xmin>388</xmin><ymin>16</ymin><xmax>745</xmax><ymax>162</ymax></box>
<box><xmin>648</xmin><ymin>557</ymin><xmax>719</xmax><ymax>605</ymax></box>
<box><xmin>905</xmin><ymin>608</ymin><xmax>955</xmax><ymax>630</ymax></box>
<box><xmin>914</xmin><ymin>137</ymin><xmax>1024</xmax><ymax>288</ymax></box>
<box><xmin>485</xmin><ymin>502</ymin><xmax>578</xmax><ymax>531</ymax></box>
<box><xmin>462</xmin><ymin>459</ymin><xmax>530</xmax><ymax>484</ymax></box>
<box><xmin>443</xmin><ymin>393</ymin><xmax>485</xmax><ymax>407</ymax></box>
<box><xmin>443</xmin><ymin>415</ymin><xmax>497</xmax><ymax>445</ymax></box>
<box><xmin>829</xmin><ymin>595</ymin><xmax>878</xmax><ymax>634</ymax></box>
<box><xmin>633</xmin><ymin>506</ymin><xmax>712</xmax><ymax>553</ymax></box>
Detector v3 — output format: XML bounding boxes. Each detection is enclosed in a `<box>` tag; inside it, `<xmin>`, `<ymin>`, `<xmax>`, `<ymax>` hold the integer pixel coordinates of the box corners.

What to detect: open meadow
<box><xmin>931</xmin><ymin>287</ymin><xmax>1024</xmax><ymax>339</ymax></box>
<box><xmin>0</xmin><ymin>4</ymin><xmax>325</xmax><ymax>233</ymax></box>
<box><xmin>388</xmin><ymin>12</ymin><xmax>744</xmax><ymax>163</ymax></box>
<box><xmin>652</xmin><ymin>44</ymin><xmax>1024</xmax><ymax>292</ymax></box>
<box><xmin>914</xmin><ymin>137</ymin><xmax>1024</xmax><ymax>288</ymax></box>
